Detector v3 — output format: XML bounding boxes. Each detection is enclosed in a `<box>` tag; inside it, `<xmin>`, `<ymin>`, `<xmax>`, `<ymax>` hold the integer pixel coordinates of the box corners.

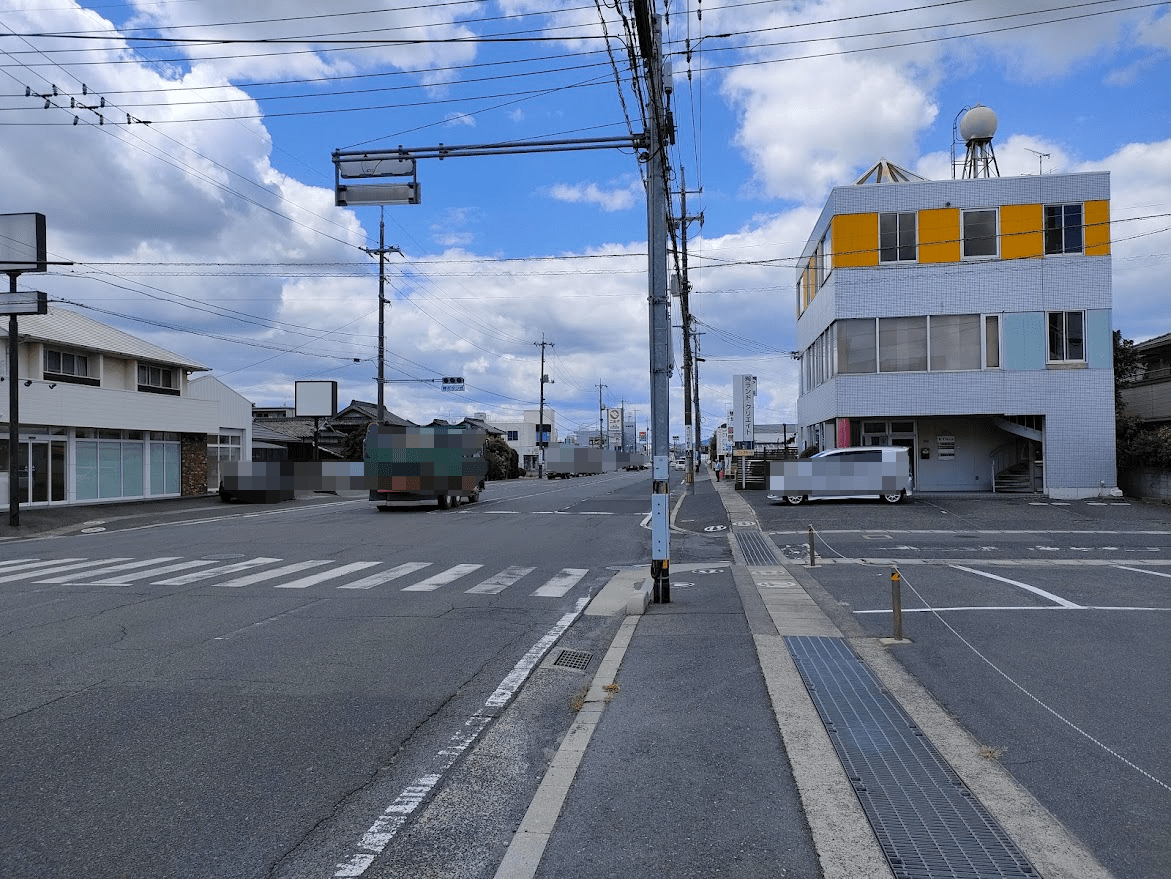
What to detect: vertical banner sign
<box><xmin>837</xmin><ymin>418</ymin><xmax>851</xmax><ymax>449</ymax></box>
<box><xmin>732</xmin><ymin>374</ymin><xmax>756</xmax><ymax>450</ymax></box>
<box><xmin>607</xmin><ymin>407</ymin><xmax>623</xmax><ymax>448</ymax></box>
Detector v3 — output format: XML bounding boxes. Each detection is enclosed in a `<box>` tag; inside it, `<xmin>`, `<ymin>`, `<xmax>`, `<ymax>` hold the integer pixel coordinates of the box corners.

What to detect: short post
<box><xmin>807</xmin><ymin>525</ymin><xmax>815</xmax><ymax>567</ymax></box>
<box><xmin>891</xmin><ymin>568</ymin><xmax>903</xmax><ymax>641</ymax></box>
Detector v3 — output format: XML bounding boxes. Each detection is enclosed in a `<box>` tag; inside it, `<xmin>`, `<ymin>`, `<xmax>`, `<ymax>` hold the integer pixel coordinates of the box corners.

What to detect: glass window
<box><xmin>138</xmin><ymin>364</ymin><xmax>175</xmax><ymax>390</ymax></box>
<box><xmin>985</xmin><ymin>315</ymin><xmax>1000</xmax><ymax>368</ymax></box>
<box><xmin>879</xmin><ymin>212</ymin><xmax>916</xmax><ymax>262</ymax></box>
<box><xmin>835</xmin><ymin>319</ymin><xmax>877</xmax><ymax>374</ymax></box>
<box><xmin>507</xmin><ymin>431</ymin><xmax>519</xmax><ymax>442</ymax></box>
<box><xmin>962</xmin><ymin>209</ymin><xmax>998</xmax><ymax>257</ymax></box>
<box><xmin>1044</xmin><ymin>204</ymin><xmax>1083</xmax><ymax>255</ymax></box>
<box><xmin>76</xmin><ymin>442</ymin><xmax>97</xmax><ymax>499</ymax></box>
<box><xmin>929</xmin><ymin>314</ymin><xmax>981</xmax><ymax>371</ymax></box>
<box><xmin>879</xmin><ymin>316</ymin><xmax>928</xmax><ymax>372</ymax></box>
<box><xmin>44</xmin><ymin>348</ymin><xmax>90</xmax><ymax>378</ymax></box>
<box><xmin>1048</xmin><ymin>311</ymin><xmax>1085</xmax><ymax>361</ymax></box>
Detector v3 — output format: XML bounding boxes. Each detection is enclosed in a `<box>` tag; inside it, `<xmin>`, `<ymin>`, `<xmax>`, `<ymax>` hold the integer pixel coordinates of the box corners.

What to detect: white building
<box><xmin>0</xmin><ymin>307</ymin><xmax>251</xmax><ymax>506</ymax></box>
<box><xmin>795</xmin><ymin>158</ymin><xmax>1116</xmax><ymax>498</ymax></box>
<box><xmin>487</xmin><ymin>408</ymin><xmax>557</xmax><ymax>471</ymax></box>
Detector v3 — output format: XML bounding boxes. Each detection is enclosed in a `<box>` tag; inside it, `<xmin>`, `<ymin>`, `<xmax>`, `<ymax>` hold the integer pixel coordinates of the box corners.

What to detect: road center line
<box><xmin>1115</xmin><ymin>565</ymin><xmax>1171</xmax><ymax>579</ymax></box>
<box><xmin>950</xmin><ymin>565</ymin><xmax>1082</xmax><ymax>608</ymax></box>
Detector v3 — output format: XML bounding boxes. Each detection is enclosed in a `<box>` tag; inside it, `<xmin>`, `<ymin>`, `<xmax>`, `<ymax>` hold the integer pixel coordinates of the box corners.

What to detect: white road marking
<box><xmin>465</xmin><ymin>566</ymin><xmax>535</xmax><ymax>595</ymax></box>
<box><xmin>532</xmin><ymin>568</ymin><xmax>589</xmax><ymax>597</ymax></box>
<box><xmin>336</xmin><ymin>562</ymin><xmax>432</xmax><ymax>590</ymax></box>
<box><xmin>950</xmin><ymin>565</ymin><xmax>1082</xmax><ymax>608</ymax></box>
<box><xmin>86</xmin><ymin>559</ymin><xmax>220</xmax><ymax>584</ymax></box>
<box><xmin>1115</xmin><ymin>565</ymin><xmax>1171</xmax><ymax>579</ymax></box>
<box><xmin>855</xmin><ymin>605</ymin><xmax>1171</xmax><ymax>614</ymax></box>
<box><xmin>273</xmin><ymin>561</ymin><xmax>382</xmax><ymax>589</ymax></box>
<box><xmin>334</xmin><ymin>596</ymin><xmax>592</xmax><ymax>878</ymax></box>
<box><xmin>0</xmin><ymin>558</ymin><xmax>84</xmax><ymax>574</ymax></box>
<box><xmin>215</xmin><ymin>560</ymin><xmax>333</xmax><ymax>588</ymax></box>
<box><xmin>36</xmin><ymin>557</ymin><xmax>182</xmax><ymax>584</ymax></box>
<box><xmin>154</xmin><ymin>557</ymin><xmax>282</xmax><ymax>585</ymax></box>
<box><xmin>0</xmin><ymin>558</ymin><xmax>132</xmax><ymax>584</ymax></box>
<box><xmin>402</xmin><ymin>564</ymin><xmax>483</xmax><ymax>592</ymax></box>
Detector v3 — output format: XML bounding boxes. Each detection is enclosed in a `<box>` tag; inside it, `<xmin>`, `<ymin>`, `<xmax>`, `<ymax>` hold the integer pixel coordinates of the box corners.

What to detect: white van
<box><xmin>768</xmin><ymin>446</ymin><xmax>912</xmax><ymax>505</ymax></box>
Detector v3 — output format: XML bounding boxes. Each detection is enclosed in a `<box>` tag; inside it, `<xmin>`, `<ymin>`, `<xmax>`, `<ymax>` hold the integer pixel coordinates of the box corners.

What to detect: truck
<box><xmin>365</xmin><ymin>422</ymin><xmax>488</xmax><ymax>509</ymax></box>
<box><xmin>544</xmin><ymin>446</ymin><xmax>647</xmax><ymax>478</ymax></box>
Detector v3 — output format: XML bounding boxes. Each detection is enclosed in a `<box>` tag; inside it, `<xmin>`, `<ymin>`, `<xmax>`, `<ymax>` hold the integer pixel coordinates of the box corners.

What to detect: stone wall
<box><xmin>181</xmin><ymin>433</ymin><xmax>209</xmax><ymax>496</ymax></box>
<box><xmin>1118</xmin><ymin>466</ymin><xmax>1171</xmax><ymax>502</ymax></box>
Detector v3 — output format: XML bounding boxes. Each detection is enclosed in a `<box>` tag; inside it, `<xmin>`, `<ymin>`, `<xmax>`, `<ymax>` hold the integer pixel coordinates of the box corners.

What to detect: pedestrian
<box><xmin>716</xmin><ymin>460</ymin><xmax>723</xmax><ymax>481</ymax></box>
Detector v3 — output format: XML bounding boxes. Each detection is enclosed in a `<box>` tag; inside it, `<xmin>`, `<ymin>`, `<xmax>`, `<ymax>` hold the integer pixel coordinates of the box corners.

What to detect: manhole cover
<box><xmin>551</xmin><ymin>649</ymin><xmax>593</xmax><ymax>671</ymax></box>
<box><xmin>201</xmin><ymin>553</ymin><xmax>247</xmax><ymax>560</ymax></box>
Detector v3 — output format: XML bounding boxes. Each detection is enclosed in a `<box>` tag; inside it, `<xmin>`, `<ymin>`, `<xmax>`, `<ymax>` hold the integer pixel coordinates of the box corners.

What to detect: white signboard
<box><xmin>295</xmin><ymin>380</ymin><xmax>337</xmax><ymax>417</ymax></box>
<box><xmin>732</xmin><ymin>374</ymin><xmax>757</xmax><ymax>449</ymax></box>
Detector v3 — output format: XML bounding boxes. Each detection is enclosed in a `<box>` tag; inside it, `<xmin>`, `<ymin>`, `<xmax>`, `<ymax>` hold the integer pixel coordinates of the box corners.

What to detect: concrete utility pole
<box><xmin>535</xmin><ymin>336</ymin><xmax>553</xmax><ymax>478</ymax></box>
<box><xmin>675</xmin><ymin>167</ymin><xmax>703</xmax><ymax>485</ymax></box>
<box><xmin>363</xmin><ymin>210</ymin><xmax>401</xmax><ymax>424</ymax></box>
<box><xmin>635</xmin><ymin>0</ymin><xmax>673</xmax><ymax>603</ymax></box>
<box><xmin>596</xmin><ymin>382</ymin><xmax>607</xmax><ymax>448</ymax></box>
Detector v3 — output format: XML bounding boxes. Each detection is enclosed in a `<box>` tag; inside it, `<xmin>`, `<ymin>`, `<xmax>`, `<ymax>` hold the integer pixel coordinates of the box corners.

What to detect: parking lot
<box><xmin>737</xmin><ymin>490</ymin><xmax>1171</xmax><ymax>879</ymax></box>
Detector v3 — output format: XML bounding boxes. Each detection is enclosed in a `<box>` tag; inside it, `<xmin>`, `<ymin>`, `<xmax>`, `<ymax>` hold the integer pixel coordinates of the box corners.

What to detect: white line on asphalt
<box><xmin>531</xmin><ymin>568</ymin><xmax>589</xmax><ymax>597</ymax></box>
<box><xmin>36</xmin><ymin>557</ymin><xmax>182</xmax><ymax>584</ymax></box>
<box><xmin>84</xmin><ymin>559</ymin><xmax>220</xmax><ymax>584</ymax></box>
<box><xmin>273</xmin><ymin>561</ymin><xmax>382</xmax><ymax>589</ymax></box>
<box><xmin>1115</xmin><ymin>565</ymin><xmax>1171</xmax><ymax>579</ymax></box>
<box><xmin>336</xmin><ymin>562</ymin><xmax>433</xmax><ymax>590</ymax></box>
<box><xmin>0</xmin><ymin>558</ymin><xmax>133</xmax><ymax>584</ymax></box>
<box><xmin>466</xmin><ymin>566</ymin><xmax>535</xmax><ymax>595</ymax></box>
<box><xmin>401</xmin><ymin>563</ymin><xmax>483</xmax><ymax>592</ymax></box>
<box><xmin>333</xmin><ymin>595</ymin><xmax>591</xmax><ymax>878</ymax></box>
<box><xmin>950</xmin><ymin>565</ymin><xmax>1082</xmax><ymax>608</ymax></box>
<box><xmin>215</xmin><ymin>560</ymin><xmax>333</xmax><ymax>588</ymax></box>
<box><xmin>153</xmin><ymin>557</ymin><xmax>282</xmax><ymax>585</ymax></box>
<box><xmin>212</xmin><ymin>597</ymin><xmax>331</xmax><ymax>640</ymax></box>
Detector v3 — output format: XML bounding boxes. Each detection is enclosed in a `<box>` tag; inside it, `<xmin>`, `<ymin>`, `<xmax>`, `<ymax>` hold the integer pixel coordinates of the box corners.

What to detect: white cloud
<box><xmin>548</xmin><ymin>180</ymin><xmax>642</xmax><ymax>212</ymax></box>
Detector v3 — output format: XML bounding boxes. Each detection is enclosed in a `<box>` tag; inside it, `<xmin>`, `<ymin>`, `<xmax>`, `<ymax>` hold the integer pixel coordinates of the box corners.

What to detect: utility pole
<box><xmin>596</xmin><ymin>382</ymin><xmax>607</xmax><ymax>449</ymax></box>
<box><xmin>693</xmin><ymin>327</ymin><xmax>704</xmax><ymax>469</ymax></box>
<box><xmin>363</xmin><ymin>209</ymin><xmax>401</xmax><ymax>424</ymax></box>
<box><xmin>635</xmin><ymin>0</ymin><xmax>672</xmax><ymax>603</ymax></box>
<box><xmin>535</xmin><ymin>335</ymin><xmax>554</xmax><ymax>478</ymax></box>
<box><xmin>675</xmin><ymin>167</ymin><xmax>703</xmax><ymax>485</ymax></box>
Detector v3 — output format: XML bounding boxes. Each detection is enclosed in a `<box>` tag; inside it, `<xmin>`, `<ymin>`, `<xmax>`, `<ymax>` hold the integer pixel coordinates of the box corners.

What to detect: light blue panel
<box><xmin>1087</xmin><ymin>309</ymin><xmax>1112</xmax><ymax>369</ymax></box>
<box><xmin>1002</xmin><ymin>312</ymin><xmax>1045</xmax><ymax>370</ymax></box>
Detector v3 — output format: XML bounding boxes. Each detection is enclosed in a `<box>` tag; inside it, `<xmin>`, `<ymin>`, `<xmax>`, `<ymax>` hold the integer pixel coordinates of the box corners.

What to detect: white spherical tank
<box><xmin>960</xmin><ymin>104</ymin><xmax>998</xmax><ymax>142</ymax></box>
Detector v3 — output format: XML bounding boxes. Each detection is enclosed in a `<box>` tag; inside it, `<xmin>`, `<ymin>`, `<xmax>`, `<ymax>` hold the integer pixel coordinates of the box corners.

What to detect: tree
<box><xmin>1115</xmin><ymin>330</ymin><xmax>1171</xmax><ymax>469</ymax></box>
<box><xmin>483</xmin><ymin>434</ymin><xmax>519</xmax><ymax>480</ymax></box>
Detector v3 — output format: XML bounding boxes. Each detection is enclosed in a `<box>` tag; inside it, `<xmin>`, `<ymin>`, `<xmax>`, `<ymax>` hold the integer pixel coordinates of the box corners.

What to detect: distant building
<box><xmin>0</xmin><ymin>307</ymin><xmax>250</xmax><ymax>506</ymax></box>
<box><xmin>794</xmin><ymin>144</ymin><xmax>1116</xmax><ymax>498</ymax></box>
<box><xmin>487</xmin><ymin>409</ymin><xmax>556</xmax><ymax>471</ymax></box>
<box><xmin>1120</xmin><ymin>333</ymin><xmax>1171</xmax><ymax>428</ymax></box>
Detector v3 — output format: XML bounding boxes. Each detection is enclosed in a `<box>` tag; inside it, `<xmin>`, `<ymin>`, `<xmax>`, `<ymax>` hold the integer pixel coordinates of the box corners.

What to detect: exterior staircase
<box><xmin>993</xmin><ymin>462</ymin><xmax>1035</xmax><ymax>493</ymax></box>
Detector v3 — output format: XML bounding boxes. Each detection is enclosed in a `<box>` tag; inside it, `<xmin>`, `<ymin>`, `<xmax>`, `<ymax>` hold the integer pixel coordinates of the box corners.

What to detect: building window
<box><xmin>928</xmin><ymin>314</ymin><xmax>981</xmax><ymax>371</ymax></box>
<box><xmin>962</xmin><ymin>209</ymin><xmax>998</xmax><ymax>257</ymax></box>
<box><xmin>1048</xmin><ymin>311</ymin><xmax>1085</xmax><ymax>362</ymax></box>
<box><xmin>879</xmin><ymin>316</ymin><xmax>928</xmax><ymax>372</ymax></box>
<box><xmin>44</xmin><ymin>348</ymin><xmax>99</xmax><ymax>386</ymax></box>
<box><xmin>1044</xmin><ymin>204</ymin><xmax>1083</xmax><ymax>254</ymax></box>
<box><xmin>985</xmin><ymin>315</ymin><xmax>1000</xmax><ymax>368</ymax></box>
<box><xmin>879</xmin><ymin>212</ymin><xmax>916</xmax><ymax>262</ymax></box>
<box><xmin>138</xmin><ymin>364</ymin><xmax>179</xmax><ymax>395</ymax></box>
<box><xmin>836</xmin><ymin>318</ymin><xmax>877</xmax><ymax>374</ymax></box>
<box><xmin>506</xmin><ymin>430</ymin><xmax>519</xmax><ymax>442</ymax></box>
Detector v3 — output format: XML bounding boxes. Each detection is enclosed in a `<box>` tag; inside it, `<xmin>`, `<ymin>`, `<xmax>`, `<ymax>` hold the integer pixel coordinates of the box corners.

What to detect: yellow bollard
<box><xmin>891</xmin><ymin>568</ymin><xmax>903</xmax><ymax>641</ymax></box>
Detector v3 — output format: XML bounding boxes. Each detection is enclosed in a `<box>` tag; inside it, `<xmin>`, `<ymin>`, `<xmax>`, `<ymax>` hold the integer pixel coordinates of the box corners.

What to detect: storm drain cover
<box><xmin>735</xmin><ymin>530</ymin><xmax>778</xmax><ymax>566</ymax></box>
<box><xmin>551</xmin><ymin>649</ymin><xmax>593</xmax><ymax>671</ymax></box>
<box><xmin>785</xmin><ymin>635</ymin><xmax>1037</xmax><ymax>879</ymax></box>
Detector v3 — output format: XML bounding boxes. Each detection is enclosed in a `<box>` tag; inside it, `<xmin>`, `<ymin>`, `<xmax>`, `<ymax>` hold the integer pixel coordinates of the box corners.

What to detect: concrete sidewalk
<box><xmin>493</xmin><ymin>466</ymin><xmax>1114</xmax><ymax>879</ymax></box>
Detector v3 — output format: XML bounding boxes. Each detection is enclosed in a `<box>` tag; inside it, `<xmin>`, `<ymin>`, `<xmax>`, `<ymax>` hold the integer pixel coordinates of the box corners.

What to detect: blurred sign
<box><xmin>441</xmin><ymin>376</ymin><xmax>465</xmax><ymax>392</ymax></box>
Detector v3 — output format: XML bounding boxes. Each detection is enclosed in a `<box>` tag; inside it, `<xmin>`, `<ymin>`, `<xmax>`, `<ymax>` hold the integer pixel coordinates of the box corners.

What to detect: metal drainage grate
<box><xmin>785</xmin><ymin>635</ymin><xmax>1037</xmax><ymax>879</ymax></box>
<box><xmin>735</xmin><ymin>530</ymin><xmax>779</xmax><ymax>566</ymax></box>
<box><xmin>551</xmin><ymin>649</ymin><xmax>593</xmax><ymax>671</ymax></box>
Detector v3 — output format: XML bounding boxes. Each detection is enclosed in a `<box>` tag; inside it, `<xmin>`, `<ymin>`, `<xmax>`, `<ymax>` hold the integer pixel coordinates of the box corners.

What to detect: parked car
<box><xmin>768</xmin><ymin>446</ymin><xmax>912</xmax><ymax>504</ymax></box>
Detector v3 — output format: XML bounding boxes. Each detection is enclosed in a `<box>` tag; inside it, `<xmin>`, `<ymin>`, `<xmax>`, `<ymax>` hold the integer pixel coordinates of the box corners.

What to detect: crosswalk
<box><xmin>0</xmin><ymin>556</ymin><xmax>594</xmax><ymax>598</ymax></box>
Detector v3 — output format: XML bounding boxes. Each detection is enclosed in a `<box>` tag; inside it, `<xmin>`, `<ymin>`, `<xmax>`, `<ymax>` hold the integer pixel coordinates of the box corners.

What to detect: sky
<box><xmin>2</xmin><ymin>0</ymin><xmax>1170</xmax><ymax>447</ymax></box>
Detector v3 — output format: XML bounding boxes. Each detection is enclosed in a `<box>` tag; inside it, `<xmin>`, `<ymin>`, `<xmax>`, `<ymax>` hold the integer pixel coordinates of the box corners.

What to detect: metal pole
<box><xmin>891</xmin><ymin>568</ymin><xmax>903</xmax><ymax>640</ymax></box>
<box><xmin>537</xmin><ymin>336</ymin><xmax>546</xmax><ymax>479</ymax></box>
<box><xmin>808</xmin><ymin>525</ymin><xmax>816</xmax><ymax>567</ymax></box>
<box><xmin>7</xmin><ymin>274</ymin><xmax>20</xmax><ymax>527</ymax></box>
<box><xmin>679</xmin><ymin>169</ymin><xmax>694</xmax><ymax>487</ymax></box>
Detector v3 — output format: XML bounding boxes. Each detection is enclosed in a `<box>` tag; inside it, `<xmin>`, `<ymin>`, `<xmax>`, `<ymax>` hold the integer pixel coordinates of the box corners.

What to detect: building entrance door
<box><xmin>861</xmin><ymin>420</ymin><xmax>917</xmax><ymax>488</ymax></box>
<box><xmin>16</xmin><ymin>440</ymin><xmax>67</xmax><ymax>504</ymax></box>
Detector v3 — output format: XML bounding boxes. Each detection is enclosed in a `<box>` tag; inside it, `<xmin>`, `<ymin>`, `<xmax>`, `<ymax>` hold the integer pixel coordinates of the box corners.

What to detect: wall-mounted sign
<box><xmin>937</xmin><ymin>435</ymin><xmax>956</xmax><ymax>460</ymax></box>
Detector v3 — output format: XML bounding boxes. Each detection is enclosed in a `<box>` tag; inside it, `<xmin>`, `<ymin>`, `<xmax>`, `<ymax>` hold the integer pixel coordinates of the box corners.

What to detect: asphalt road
<box><xmin>0</xmin><ymin>472</ymin><xmax>714</xmax><ymax>879</ymax></box>
<box><xmin>738</xmin><ymin>490</ymin><xmax>1171</xmax><ymax>879</ymax></box>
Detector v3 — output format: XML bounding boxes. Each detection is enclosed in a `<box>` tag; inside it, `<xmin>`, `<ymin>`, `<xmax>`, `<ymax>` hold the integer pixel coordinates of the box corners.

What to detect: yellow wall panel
<box><xmin>1084</xmin><ymin>199</ymin><xmax>1111</xmax><ymax>255</ymax></box>
<box><xmin>831</xmin><ymin>213</ymin><xmax>878</xmax><ymax>267</ymax></box>
<box><xmin>917</xmin><ymin>207</ymin><xmax>960</xmax><ymax>264</ymax></box>
<box><xmin>1000</xmin><ymin>203</ymin><xmax>1043</xmax><ymax>260</ymax></box>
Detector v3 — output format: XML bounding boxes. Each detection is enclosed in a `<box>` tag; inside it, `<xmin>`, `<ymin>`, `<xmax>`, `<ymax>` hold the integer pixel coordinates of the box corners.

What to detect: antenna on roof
<box><xmin>1024</xmin><ymin>147</ymin><xmax>1050</xmax><ymax>175</ymax></box>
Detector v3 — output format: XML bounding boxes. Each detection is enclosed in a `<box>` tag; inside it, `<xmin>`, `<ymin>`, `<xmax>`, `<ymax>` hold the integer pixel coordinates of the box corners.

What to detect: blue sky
<box><xmin>2</xmin><ymin>1</ymin><xmax>1170</xmax><ymax>443</ymax></box>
